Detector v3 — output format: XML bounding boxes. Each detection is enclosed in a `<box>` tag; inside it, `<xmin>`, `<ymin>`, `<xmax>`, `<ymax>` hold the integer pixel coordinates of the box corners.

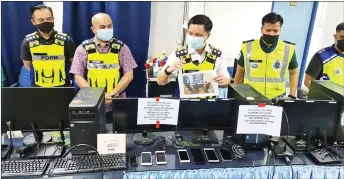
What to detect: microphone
<box><xmin>6</xmin><ymin>121</ymin><xmax>13</xmax><ymax>148</ymax></box>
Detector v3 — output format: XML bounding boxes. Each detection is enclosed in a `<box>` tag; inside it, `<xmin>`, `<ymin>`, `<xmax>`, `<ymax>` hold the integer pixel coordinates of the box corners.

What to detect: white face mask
<box><xmin>186</xmin><ymin>34</ymin><xmax>205</xmax><ymax>50</ymax></box>
<box><xmin>96</xmin><ymin>28</ymin><xmax>114</xmax><ymax>41</ymax></box>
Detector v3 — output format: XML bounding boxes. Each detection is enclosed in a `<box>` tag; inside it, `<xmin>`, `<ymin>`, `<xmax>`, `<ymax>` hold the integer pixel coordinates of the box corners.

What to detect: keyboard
<box><xmin>48</xmin><ymin>153</ymin><xmax>126</xmax><ymax>176</ymax></box>
<box><xmin>1</xmin><ymin>159</ymin><xmax>49</xmax><ymax>178</ymax></box>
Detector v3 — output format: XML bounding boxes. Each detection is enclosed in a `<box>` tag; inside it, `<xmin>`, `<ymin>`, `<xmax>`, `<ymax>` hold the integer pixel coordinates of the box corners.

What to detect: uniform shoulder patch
<box><xmin>175</xmin><ymin>46</ymin><xmax>188</xmax><ymax>57</ymax></box>
<box><xmin>55</xmin><ymin>33</ymin><xmax>68</xmax><ymax>41</ymax></box>
<box><xmin>82</xmin><ymin>39</ymin><xmax>94</xmax><ymax>46</ymax></box>
<box><xmin>209</xmin><ymin>45</ymin><xmax>222</xmax><ymax>57</ymax></box>
<box><xmin>25</xmin><ymin>33</ymin><xmax>38</xmax><ymax>42</ymax></box>
<box><xmin>112</xmin><ymin>38</ymin><xmax>124</xmax><ymax>47</ymax></box>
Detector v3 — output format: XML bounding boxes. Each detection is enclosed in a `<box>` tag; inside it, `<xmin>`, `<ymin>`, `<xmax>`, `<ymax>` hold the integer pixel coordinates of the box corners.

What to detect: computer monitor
<box><xmin>308</xmin><ymin>80</ymin><xmax>344</xmax><ymax>143</ymax></box>
<box><xmin>112</xmin><ymin>98</ymin><xmax>176</xmax><ymax>145</ymax></box>
<box><xmin>177</xmin><ymin>98</ymin><xmax>236</xmax><ymax>143</ymax></box>
<box><xmin>1</xmin><ymin>87</ymin><xmax>76</xmax><ymax>132</ymax></box>
<box><xmin>278</xmin><ymin>99</ymin><xmax>341</xmax><ymax>145</ymax></box>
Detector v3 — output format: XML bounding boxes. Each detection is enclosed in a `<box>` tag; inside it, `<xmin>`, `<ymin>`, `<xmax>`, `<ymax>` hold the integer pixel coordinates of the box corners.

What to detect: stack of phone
<box><xmin>141</xmin><ymin>151</ymin><xmax>167</xmax><ymax>166</ymax></box>
<box><xmin>177</xmin><ymin>148</ymin><xmax>233</xmax><ymax>164</ymax></box>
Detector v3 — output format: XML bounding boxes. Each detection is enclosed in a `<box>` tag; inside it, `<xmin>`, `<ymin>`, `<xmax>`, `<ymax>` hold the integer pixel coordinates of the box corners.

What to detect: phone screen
<box><xmin>219</xmin><ymin>149</ymin><xmax>233</xmax><ymax>160</ymax></box>
<box><xmin>190</xmin><ymin>149</ymin><xmax>205</xmax><ymax>164</ymax></box>
<box><xmin>178</xmin><ymin>150</ymin><xmax>189</xmax><ymax>161</ymax></box>
<box><xmin>141</xmin><ymin>153</ymin><xmax>151</xmax><ymax>163</ymax></box>
<box><xmin>204</xmin><ymin>149</ymin><xmax>218</xmax><ymax>161</ymax></box>
<box><xmin>156</xmin><ymin>152</ymin><xmax>166</xmax><ymax>162</ymax></box>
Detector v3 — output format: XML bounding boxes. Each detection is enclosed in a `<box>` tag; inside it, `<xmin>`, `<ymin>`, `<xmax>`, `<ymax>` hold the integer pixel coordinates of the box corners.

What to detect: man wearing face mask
<box><xmin>70</xmin><ymin>13</ymin><xmax>137</xmax><ymax>123</ymax></box>
<box><xmin>304</xmin><ymin>22</ymin><xmax>344</xmax><ymax>87</ymax></box>
<box><xmin>20</xmin><ymin>5</ymin><xmax>76</xmax><ymax>87</ymax></box>
<box><xmin>234</xmin><ymin>12</ymin><xmax>299</xmax><ymax>100</ymax></box>
<box><xmin>157</xmin><ymin>14</ymin><xmax>231</xmax><ymax>97</ymax></box>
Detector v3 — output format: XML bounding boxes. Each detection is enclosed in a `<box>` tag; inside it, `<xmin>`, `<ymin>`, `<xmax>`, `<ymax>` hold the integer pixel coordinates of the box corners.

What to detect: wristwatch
<box><xmin>288</xmin><ymin>94</ymin><xmax>296</xmax><ymax>99</ymax></box>
<box><xmin>164</xmin><ymin>66</ymin><xmax>172</xmax><ymax>75</ymax></box>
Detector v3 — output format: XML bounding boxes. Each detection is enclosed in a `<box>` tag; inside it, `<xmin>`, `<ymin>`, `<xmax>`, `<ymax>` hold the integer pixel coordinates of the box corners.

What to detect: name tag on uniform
<box><xmin>184</xmin><ymin>70</ymin><xmax>199</xmax><ymax>73</ymax></box>
<box><xmin>249</xmin><ymin>60</ymin><xmax>263</xmax><ymax>63</ymax></box>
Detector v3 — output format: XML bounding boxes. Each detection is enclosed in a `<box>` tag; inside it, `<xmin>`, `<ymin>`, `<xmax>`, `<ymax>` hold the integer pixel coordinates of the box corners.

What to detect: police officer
<box><xmin>20</xmin><ymin>5</ymin><xmax>76</xmax><ymax>87</ymax></box>
<box><xmin>304</xmin><ymin>22</ymin><xmax>344</xmax><ymax>88</ymax></box>
<box><xmin>157</xmin><ymin>14</ymin><xmax>230</xmax><ymax>97</ymax></box>
<box><xmin>234</xmin><ymin>12</ymin><xmax>299</xmax><ymax>99</ymax></box>
<box><xmin>70</xmin><ymin>13</ymin><xmax>137</xmax><ymax>123</ymax></box>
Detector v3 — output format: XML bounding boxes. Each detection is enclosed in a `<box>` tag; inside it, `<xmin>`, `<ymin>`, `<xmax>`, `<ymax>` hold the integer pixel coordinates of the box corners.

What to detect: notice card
<box><xmin>236</xmin><ymin>105</ymin><xmax>283</xmax><ymax>137</ymax></box>
<box><xmin>137</xmin><ymin>98</ymin><xmax>180</xmax><ymax>125</ymax></box>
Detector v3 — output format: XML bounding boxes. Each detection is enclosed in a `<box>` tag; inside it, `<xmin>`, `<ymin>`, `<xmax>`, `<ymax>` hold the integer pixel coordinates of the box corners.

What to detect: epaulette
<box><xmin>82</xmin><ymin>39</ymin><xmax>94</xmax><ymax>46</ymax></box>
<box><xmin>55</xmin><ymin>33</ymin><xmax>68</xmax><ymax>41</ymax></box>
<box><xmin>112</xmin><ymin>38</ymin><xmax>124</xmax><ymax>47</ymax></box>
<box><xmin>175</xmin><ymin>46</ymin><xmax>188</xmax><ymax>57</ymax></box>
<box><xmin>25</xmin><ymin>32</ymin><xmax>38</xmax><ymax>42</ymax></box>
<box><xmin>283</xmin><ymin>40</ymin><xmax>295</xmax><ymax>45</ymax></box>
<box><xmin>209</xmin><ymin>45</ymin><xmax>222</xmax><ymax>57</ymax></box>
<box><xmin>243</xmin><ymin>39</ymin><xmax>254</xmax><ymax>43</ymax></box>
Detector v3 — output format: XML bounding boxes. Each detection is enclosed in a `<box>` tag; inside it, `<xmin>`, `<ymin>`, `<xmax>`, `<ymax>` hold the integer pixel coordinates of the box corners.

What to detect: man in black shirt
<box><xmin>304</xmin><ymin>22</ymin><xmax>344</xmax><ymax>88</ymax></box>
<box><xmin>20</xmin><ymin>4</ymin><xmax>76</xmax><ymax>87</ymax></box>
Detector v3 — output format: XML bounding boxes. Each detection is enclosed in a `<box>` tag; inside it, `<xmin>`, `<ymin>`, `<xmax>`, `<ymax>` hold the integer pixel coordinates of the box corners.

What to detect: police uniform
<box><xmin>306</xmin><ymin>45</ymin><xmax>344</xmax><ymax>86</ymax></box>
<box><xmin>82</xmin><ymin>38</ymin><xmax>124</xmax><ymax>93</ymax></box>
<box><xmin>171</xmin><ymin>44</ymin><xmax>223</xmax><ymax>98</ymax></box>
<box><xmin>21</xmin><ymin>31</ymin><xmax>76</xmax><ymax>87</ymax></box>
<box><xmin>240</xmin><ymin>39</ymin><xmax>296</xmax><ymax>99</ymax></box>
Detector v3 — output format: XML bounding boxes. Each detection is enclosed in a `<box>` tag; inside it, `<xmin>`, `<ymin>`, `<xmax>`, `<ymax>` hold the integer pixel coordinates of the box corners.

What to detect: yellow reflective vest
<box><xmin>82</xmin><ymin>38</ymin><xmax>123</xmax><ymax>93</ymax></box>
<box><xmin>241</xmin><ymin>39</ymin><xmax>295</xmax><ymax>99</ymax></box>
<box><xmin>176</xmin><ymin>44</ymin><xmax>222</xmax><ymax>97</ymax></box>
<box><xmin>317</xmin><ymin>45</ymin><xmax>344</xmax><ymax>86</ymax></box>
<box><xmin>26</xmin><ymin>32</ymin><xmax>67</xmax><ymax>87</ymax></box>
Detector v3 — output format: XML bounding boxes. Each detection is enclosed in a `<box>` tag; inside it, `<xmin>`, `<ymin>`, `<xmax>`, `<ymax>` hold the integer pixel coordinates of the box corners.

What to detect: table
<box><xmin>2</xmin><ymin>127</ymin><xmax>344</xmax><ymax>179</ymax></box>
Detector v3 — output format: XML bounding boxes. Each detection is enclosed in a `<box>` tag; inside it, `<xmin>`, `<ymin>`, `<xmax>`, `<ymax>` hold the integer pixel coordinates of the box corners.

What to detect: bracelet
<box><xmin>164</xmin><ymin>66</ymin><xmax>172</xmax><ymax>75</ymax></box>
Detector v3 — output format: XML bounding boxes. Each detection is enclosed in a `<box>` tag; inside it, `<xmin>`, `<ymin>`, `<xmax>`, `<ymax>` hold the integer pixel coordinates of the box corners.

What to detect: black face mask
<box><xmin>336</xmin><ymin>40</ymin><xmax>344</xmax><ymax>52</ymax></box>
<box><xmin>262</xmin><ymin>34</ymin><xmax>279</xmax><ymax>45</ymax></box>
<box><xmin>36</xmin><ymin>22</ymin><xmax>54</xmax><ymax>33</ymax></box>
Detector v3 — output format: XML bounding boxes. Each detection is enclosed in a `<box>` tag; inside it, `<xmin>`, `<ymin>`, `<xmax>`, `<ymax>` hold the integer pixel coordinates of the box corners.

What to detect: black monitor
<box><xmin>177</xmin><ymin>98</ymin><xmax>236</xmax><ymax>143</ymax></box>
<box><xmin>112</xmin><ymin>98</ymin><xmax>176</xmax><ymax>145</ymax></box>
<box><xmin>1</xmin><ymin>87</ymin><xmax>76</xmax><ymax>132</ymax></box>
<box><xmin>308</xmin><ymin>80</ymin><xmax>344</xmax><ymax>143</ymax></box>
<box><xmin>278</xmin><ymin>99</ymin><xmax>341</xmax><ymax>145</ymax></box>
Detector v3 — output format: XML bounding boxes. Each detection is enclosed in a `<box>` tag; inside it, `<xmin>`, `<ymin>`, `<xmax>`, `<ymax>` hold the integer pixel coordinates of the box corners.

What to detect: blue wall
<box><xmin>272</xmin><ymin>2</ymin><xmax>316</xmax><ymax>87</ymax></box>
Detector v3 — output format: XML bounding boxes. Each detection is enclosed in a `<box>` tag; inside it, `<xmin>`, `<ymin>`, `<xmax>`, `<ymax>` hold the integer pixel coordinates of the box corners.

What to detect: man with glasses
<box><xmin>20</xmin><ymin>5</ymin><xmax>76</xmax><ymax>87</ymax></box>
<box><xmin>157</xmin><ymin>14</ymin><xmax>231</xmax><ymax>97</ymax></box>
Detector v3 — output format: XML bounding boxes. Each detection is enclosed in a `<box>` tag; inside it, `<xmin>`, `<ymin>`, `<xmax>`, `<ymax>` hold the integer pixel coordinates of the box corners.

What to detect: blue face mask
<box><xmin>96</xmin><ymin>29</ymin><xmax>113</xmax><ymax>41</ymax></box>
<box><xmin>187</xmin><ymin>34</ymin><xmax>205</xmax><ymax>50</ymax></box>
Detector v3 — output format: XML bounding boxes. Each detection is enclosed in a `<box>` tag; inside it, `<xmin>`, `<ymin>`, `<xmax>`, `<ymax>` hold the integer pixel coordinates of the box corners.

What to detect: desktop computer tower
<box><xmin>228</xmin><ymin>84</ymin><xmax>273</xmax><ymax>149</ymax></box>
<box><xmin>69</xmin><ymin>87</ymin><xmax>106</xmax><ymax>155</ymax></box>
<box><xmin>308</xmin><ymin>80</ymin><xmax>344</xmax><ymax>143</ymax></box>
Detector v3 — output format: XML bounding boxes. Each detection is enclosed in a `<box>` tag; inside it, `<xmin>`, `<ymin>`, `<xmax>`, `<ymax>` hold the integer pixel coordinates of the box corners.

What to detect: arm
<box><xmin>65</xmin><ymin>36</ymin><xmax>77</xmax><ymax>65</ymax></box>
<box><xmin>157</xmin><ymin>52</ymin><xmax>181</xmax><ymax>85</ymax></box>
<box><xmin>111</xmin><ymin>70</ymin><xmax>133</xmax><ymax>95</ymax></box>
<box><xmin>234</xmin><ymin>51</ymin><xmax>245</xmax><ymax>84</ymax></box>
<box><xmin>20</xmin><ymin>39</ymin><xmax>32</xmax><ymax>70</ymax></box>
<box><xmin>213</xmin><ymin>53</ymin><xmax>231</xmax><ymax>87</ymax></box>
<box><xmin>69</xmin><ymin>45</ymin><xmax>89</xmax><ymax>87</ymax></box>
<box><xmin>289</xmin><ymin>68</ymin><xmax>298</xmax><ymax>97</ymax></box>
<box><xmin>288</xmin><ymin>52</ymin><xmax>299</xmax><ymax>97</ymax></box>
<box><xmin>111</xmin><ymin>44</ymin><xmax>137</xmax><ymax>96</ymax></box>
<box><xmin>304</xmin><ymin>54</ymin><xmax>322</xmax><ymax>88</ymax></box>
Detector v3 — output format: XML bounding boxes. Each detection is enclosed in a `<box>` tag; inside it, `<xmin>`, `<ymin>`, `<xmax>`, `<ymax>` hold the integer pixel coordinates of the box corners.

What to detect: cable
<box><xmin>61</xmin><ymin>144</ymin><xmax>104</xmax><ymax>179</ymax></box>
<box><xmin>271</xmin><ymin>150</ymin><xmax>276</xmax><ymax>179</ymax></box>
<box><xmin>156</xmin><ymin>136</ymin><xmax>166</xmax><ymax>150</ymax></box>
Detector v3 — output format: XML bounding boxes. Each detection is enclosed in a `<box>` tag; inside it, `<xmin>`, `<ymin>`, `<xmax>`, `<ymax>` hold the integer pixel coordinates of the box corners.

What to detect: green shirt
<box><xmin>237</xmin><ymin>38</ymin><xmax>298</xmax><ymax>70</ymax></box>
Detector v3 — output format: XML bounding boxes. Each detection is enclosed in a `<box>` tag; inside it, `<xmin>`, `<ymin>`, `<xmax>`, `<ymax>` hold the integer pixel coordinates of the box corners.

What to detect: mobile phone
<box><xmin>177</xmin><ymin>149</ymin><xmax>190</xmax><ymax>163</ymax></box>
<box><xmin>190</xmin><ymin>148</ymin><xmax>205</xmax><ymax>164</ymax></box>
<box><xmin>141</xmin><ymin>152</ymin><xmax>152</xmax><ymax>166</ymax></box>
<box><xmin>219</xmin><ymin>149</ymin><xmax>233</xmax><ymax>161</ymax></box>
<box><xmin>204</xmin><ymin>148</ymin><xmax>219</xmax><ymax>163</ymax></box>
<box><xmin>155</xmin><ymin>151</ymin><xmax>167</xmax><ymax>165</ymax></box>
